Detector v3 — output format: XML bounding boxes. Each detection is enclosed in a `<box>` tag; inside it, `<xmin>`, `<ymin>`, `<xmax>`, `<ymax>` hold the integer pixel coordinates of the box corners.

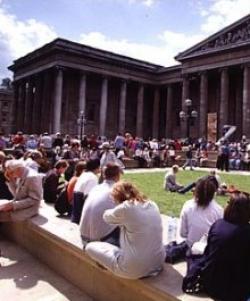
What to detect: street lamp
<box><xmin>77</xmin><ymin>110</ymin><xmax>86</xmax><ymax>142</ymax></box>
<box><xmin>179</xmin><ymin>99</ymin><xmax>198</xmax><ymax>141</ymax></box>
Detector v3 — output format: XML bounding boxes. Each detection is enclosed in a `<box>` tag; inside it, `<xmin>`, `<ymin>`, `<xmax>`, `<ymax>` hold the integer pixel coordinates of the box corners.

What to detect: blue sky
<box><xmin>0</xmin><ymin>0</ymin><xmax>250</xmax><ymax>80</ymax></box>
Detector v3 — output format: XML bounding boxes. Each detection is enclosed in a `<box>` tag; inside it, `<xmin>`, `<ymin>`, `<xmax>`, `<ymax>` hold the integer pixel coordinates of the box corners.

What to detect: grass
<box><xmin>123</xmin><ymin>170</ymin><xmax>250</xmax><ymax>217</ymax></box>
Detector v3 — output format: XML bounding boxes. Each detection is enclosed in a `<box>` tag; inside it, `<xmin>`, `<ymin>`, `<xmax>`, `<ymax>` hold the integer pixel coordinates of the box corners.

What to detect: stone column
<box><xmin>99</xmin><ymin>77</ymin><xmax>108</xmax><ymax>136</ymax></box>
<box><xmin>119</xmin><ymin>80</ymin><xmax>127</xmax><ymax>134</ymax></box>
<box><xmin>181</xmin><ymin>76</ymin><xmax>189</xmax><ymax>137</ymax></box>
<box><xmin>40</xmin><ymin>72</ymin><xmax>50</xmax><ymax>133</ymax></box>
<box><xmin>53</xmin><ymin>67</ymin><xmax>63</xmax><ymax>134</ymax></box>
<box><xmin>24</xmin><ymin>80</ymin><xmax>34</xmax><ymax>133</ymax></box>
<box><xmin>32</xmin><ymin>76</ymin><xmax>43</xmax><ymax>134</ymax></box>
<box><xmin>243</xmin><ymin>65</ymin><xmax>250</xmax><ymax>136</ymax></box>
<box><xmin>152</xmin><ymin>87</ymin><xmax>160</xmax><ymax>139</ymax></box>
<box><xmin>165</xmin><ymin>84</ymin><xmax>173</xmax><ymax>138</ymax></box>
<box><xmin>235</xmin><ymin>73</ymin><xmax>243</xmax><ymax>139</ymax></box>
<box><xmin>16</xmin><ymin>82</ymin><xmax>25</xmax><ymax>131</ymax></box>
<box><xmin>78</xmin><ymin>72</ymin><xmax>87</xmax><ymax>135</ymax></box>
<box><xmin>10</xmin><ymin>82</ymin><xmax>18</xmax><ymax>133</ymax></box>
<box><xmin>199</xmin><ymin>72</ymin><xmax>208</xmax><ymax>138</ymax></box>
<box><xmin>78</xmin><ymin>72</ymin><xmax>87</xmax><ymax>113</ymax></box>
<box><xmin>136</xmin><ymin>83</ymin><xmax>144</xmax><ymax>138</ymax></box>
<box><xmin>219</xmin><ymin>68</ymin><xmax>229</xmax><ymax>136</ymax></box>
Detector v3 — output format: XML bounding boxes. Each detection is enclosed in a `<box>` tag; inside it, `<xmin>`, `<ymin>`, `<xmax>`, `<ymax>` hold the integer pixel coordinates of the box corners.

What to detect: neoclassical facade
<box><xmin>9</xmin><ymin>14</ymin><xmax>250</xmax><ymax>140</ymax></box>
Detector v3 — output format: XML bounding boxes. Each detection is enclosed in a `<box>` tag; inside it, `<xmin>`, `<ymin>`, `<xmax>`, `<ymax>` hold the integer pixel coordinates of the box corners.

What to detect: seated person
<box><xmin>242</xmin><ymin>150</ymin><xmax>250</xmax><ymax>170</ymax></box>
<box><xmin>79</xmin><ymin>163</ymin><xmax>122</xmax><ymax>245</ymax></box>
<box><xmin>0</xmin><ymin>154</ymin><xmax>13</xmax><ymax>200</ymax></box>
<box><xmin>43</xmin><ymin>160</ymin><xmax>69</xmax><ymax>203</ymax></box>
<box><xmin>0</xmin><ymin>159</ymin><xmax>43</xmax><ymax>222</ymax></box>
<box><xmin>133</xmin><ymin>147</ymin><xmax>146</xmax><ymax>168</ymax></box>
<box><xmin>71</xmin><ymin>159</ymin><xmax>100</xmax><ymax>224</ymax></box>
<box><xmin>183</xmin><ymin>192</ymin><xmax>250</xmax><ymax>301</ymax></box>
<box><xmin>167</xmin><ymin>146</ymin><xmax>176</xmax><ymax>165</ymax></box>
<box><xmin>179</xmin><ymin>177</ymin><xmax>223</xmax><ymax>248</ymax></box>
<box><xmin>229</xmin><ymin>149</ymin><xmax>241</xmax><ymax>170</ymax></box>
<box><xmin>67</xmin><ymin>161</ymin><xmax>86</xmax><ymax>205</ymax></box>
<box><xmin>199</xmin><ymin>149</ymin><xmax>208</xmax><ymax>167</ymax></box>
<box><xmin>86</xmin><ymin>181</ymin><xmax>165</xmax><ymax>279</ymax></box>
<box><xmin>178</xmin><ymin>169</ymin><xmax>221</xmax><ymax>194</ymax></box>
<box><xmin>164</xmin><ymin>165</ymin><xmax>183</xmax><ymax>192</ymax></box>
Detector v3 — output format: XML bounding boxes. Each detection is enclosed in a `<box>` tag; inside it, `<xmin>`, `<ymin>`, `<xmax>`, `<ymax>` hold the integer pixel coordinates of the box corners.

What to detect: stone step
<box><xmin>0</xmin><ymin>237</ymin><xmax>92</xmax><ymax>301</ymax></box>
<box><xmin>0</xmin><ymin>204</ymin><xmax>212</xmax><ymax>301</ymax></box>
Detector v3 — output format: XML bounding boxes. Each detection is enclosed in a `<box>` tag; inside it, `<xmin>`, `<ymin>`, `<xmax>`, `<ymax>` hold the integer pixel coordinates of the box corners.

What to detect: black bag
<box><xmin>165</xmin><ymin>241</ymin><xmax>188</xmax><ymax>264</ymax></box>
<box><xmin>54</xmin><ymin>185</ymin><xmax>72</xmax><ymax>215</ymax></box>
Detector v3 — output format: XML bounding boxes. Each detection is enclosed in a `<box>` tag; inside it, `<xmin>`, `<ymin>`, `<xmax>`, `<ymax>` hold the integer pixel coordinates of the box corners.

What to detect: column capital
<box><xmin>198</xmin><ymin>70</ymin><xmax>208</xmax><ymax>77</ymax></box>
<box><xmin>79</xmin><ymin>70</ymin><xmax>87</xmax><ymax>76</ymax></box>
<box><xmin>182</xmin><ymin>74</ymin><xmax>190</xmax><ymax>80</ymax></box>
<box><xmin>219</xmin><ymin>67</ymin><xmax>229</xmax><ymax>73</ymax></box>
<box><xmin>241</xmin><ymin>63</ymin><xmax>250</xmax><ymax>70</ymax></box>
<box><xmin>101</xmin><ymin>75</ymin><xmax>110</xmax><ymax>80</ymax></box>
<box><xmin>55</xmin><ymin>65</ymin><xmax>65</xmax><ymax>72</ymax></box>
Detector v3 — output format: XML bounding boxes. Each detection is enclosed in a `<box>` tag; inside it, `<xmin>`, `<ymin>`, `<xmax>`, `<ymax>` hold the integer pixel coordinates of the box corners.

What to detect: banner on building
<box><xmin>207</xmin><ymin>113</ymin><xmax>217</xmax><ymax>142</ymax></box>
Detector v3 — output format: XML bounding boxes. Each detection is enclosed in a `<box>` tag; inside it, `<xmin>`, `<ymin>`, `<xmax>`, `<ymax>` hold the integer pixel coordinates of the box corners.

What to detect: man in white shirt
<box><xmin>79</xmin><ymin>163</ymin><xmax>122</xmax><ymax>245</ymax></box>
<box><xmin>71</xmin><ymin>159</ymin><xmax>100</xmax><ymax>224</ymax></box>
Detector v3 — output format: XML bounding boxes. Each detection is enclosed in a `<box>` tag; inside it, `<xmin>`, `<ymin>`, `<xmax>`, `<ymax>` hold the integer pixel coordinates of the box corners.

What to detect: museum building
<box><xmin>8</xmin><ymin>14</ymin><xmax>250</xmax><ymax>140</ymax></box>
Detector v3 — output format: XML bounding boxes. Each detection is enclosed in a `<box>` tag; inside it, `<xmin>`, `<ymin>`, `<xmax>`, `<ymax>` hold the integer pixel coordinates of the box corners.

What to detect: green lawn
<box><xmin>123</xmin><ymin>170</ymin><xmax>250</xmax><ymax>217</ymax></box>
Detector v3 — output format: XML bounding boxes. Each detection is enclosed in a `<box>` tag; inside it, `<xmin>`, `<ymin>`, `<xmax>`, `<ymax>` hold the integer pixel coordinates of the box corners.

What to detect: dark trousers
<box><xmin>178</xmin><ymin>182</ymin><xmax>196</xmax><ymax>194</ymax></box>
<box><xmin>71</xmin><ymin>192</ymin><xmax>87</xmax><ymax>224</ymax></box>
<box><xmin>217</xmin><ymin>154</ymin><xmax>229</xmax><ymax>171</ymax></box>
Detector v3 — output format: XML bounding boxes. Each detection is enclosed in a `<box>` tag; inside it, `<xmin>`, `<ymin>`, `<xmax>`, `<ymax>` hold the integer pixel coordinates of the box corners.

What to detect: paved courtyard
<box><xmin>0</xmin><ymin>236</ymin><xmax>92</xmax><ymax>301</ymax></box>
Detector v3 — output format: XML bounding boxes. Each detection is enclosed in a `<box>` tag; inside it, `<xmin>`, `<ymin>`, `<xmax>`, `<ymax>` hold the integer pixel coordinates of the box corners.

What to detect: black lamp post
<box><xmin>179</xmin><ymin>99</ymin><xmax>198</xmax><ymax>141</ymax></box>
<box><xmin>77</xmin><ymin>110</ymin><xmax>86</xmax><ymax>142</ymax></box>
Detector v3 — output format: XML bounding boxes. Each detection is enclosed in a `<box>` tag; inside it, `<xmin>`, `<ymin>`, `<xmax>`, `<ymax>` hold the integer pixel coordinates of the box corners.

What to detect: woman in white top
<box><xmin>86</xmin><ymin>181</ymin><xmax>165</xmax><ymax>279</ymax></box>
<box><xmin>180</xmin><ymin>176</ymin><xmax>223</xmax><ymax>247</ymax></box>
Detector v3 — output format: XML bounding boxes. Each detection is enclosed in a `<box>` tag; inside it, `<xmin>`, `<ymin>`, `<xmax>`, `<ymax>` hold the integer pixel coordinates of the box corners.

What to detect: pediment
<box><xmin>176</xmin><ymin>14</ymin><xmax>250</xmax><ymax>61</ymax></box>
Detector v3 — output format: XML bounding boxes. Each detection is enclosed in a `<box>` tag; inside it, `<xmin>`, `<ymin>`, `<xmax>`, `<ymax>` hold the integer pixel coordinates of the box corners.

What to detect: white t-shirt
<box><xmin>73</xmin><ymin>171</ymin><xmax>98</xmax><ymax>195</ymax></box>
<box><xmin>79</xmin><ymin>180</ymin><xmax>116</xmax><ymax>240</ymax></box>
<box><xmin>180</xmin><ymin>198</ymin><xmax>223</xmax><ymax>247</ymax></box>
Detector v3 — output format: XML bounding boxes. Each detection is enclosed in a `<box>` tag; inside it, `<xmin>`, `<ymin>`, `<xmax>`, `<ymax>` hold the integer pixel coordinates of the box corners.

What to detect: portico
<box><xmin>9</xmin><ymin>14</ymin><xmax>250</xmax><ymax>140</ymax></box>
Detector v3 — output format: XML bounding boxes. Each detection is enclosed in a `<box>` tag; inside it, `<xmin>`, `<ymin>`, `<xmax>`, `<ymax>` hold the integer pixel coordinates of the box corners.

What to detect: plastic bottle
<box><xmin>167</xmin><ymin>216</ymin><xmax>177</xmax><ymax>243</ymax></box>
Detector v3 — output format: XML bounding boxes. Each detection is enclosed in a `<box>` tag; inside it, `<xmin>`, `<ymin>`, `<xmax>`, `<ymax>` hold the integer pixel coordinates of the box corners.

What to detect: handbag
<box><xmin>165</xmin><ymin>241</ymin><xmax>188</xmax><ymax>264</ymax></box>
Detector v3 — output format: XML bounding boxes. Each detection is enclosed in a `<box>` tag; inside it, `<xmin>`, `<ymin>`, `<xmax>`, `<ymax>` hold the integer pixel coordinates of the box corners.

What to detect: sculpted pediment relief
<box><xmin>176</xmin><ymin>14</ymin><xmax>250</xmax><ymax>61</ymax></box>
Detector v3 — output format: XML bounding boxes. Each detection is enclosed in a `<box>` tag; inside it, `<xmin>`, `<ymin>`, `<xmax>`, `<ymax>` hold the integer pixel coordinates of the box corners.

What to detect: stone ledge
<box><xmin>0</xmin><ymin>204</ymin><xmax>212</xmax><ymax>301</ymax></box>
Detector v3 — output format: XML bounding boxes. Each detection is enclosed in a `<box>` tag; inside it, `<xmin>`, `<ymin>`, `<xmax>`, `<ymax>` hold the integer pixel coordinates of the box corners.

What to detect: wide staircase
<box><xmin>123</xmin><ymin>151</ymin><xmax>218</xmax><ymax>169</ymax></box>
<box><xmin>0</xmin><ymin>204</ymin><xmax>212</xmax><ymax>301</ymax></box>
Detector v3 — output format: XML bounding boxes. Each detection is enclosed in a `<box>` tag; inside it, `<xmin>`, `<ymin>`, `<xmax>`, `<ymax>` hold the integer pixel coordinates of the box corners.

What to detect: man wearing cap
<box><xmin>0</xmin><ymin>159</ymin><xmax>43</xmax><ymax>222</ymax></box>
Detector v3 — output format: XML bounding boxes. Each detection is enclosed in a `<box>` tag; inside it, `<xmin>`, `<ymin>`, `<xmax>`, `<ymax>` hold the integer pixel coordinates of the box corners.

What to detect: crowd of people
<box><xmin>0</xmin><ymin>130</ymin><xmax>250</xmax><ymax>300</ymax></box>
<box><xmin>0</xmin><ymin>131</ymin><xmax>250</xmax><ymax>171</ymax></box>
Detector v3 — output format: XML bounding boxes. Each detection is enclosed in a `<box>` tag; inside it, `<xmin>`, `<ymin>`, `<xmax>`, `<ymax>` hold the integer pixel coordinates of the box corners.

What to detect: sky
<box><xmin>0</xmin><ymin>0</ymin><xmax>250</xmax><ymax>80</ymax></box>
